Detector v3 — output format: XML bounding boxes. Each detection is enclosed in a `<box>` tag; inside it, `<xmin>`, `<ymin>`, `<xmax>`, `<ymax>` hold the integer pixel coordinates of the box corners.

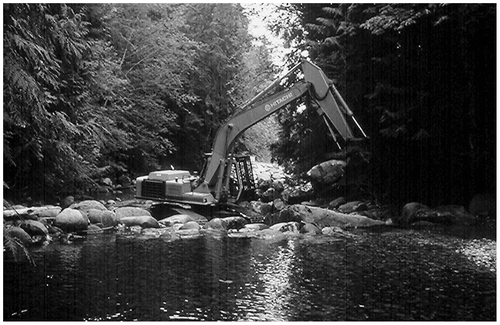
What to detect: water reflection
<box><xmin>3</xmin><ymin>228</ymin><xmax>496</xmax><ymax>321</ymax></box>
<box><xmin>248</xmin><ymin>240</ymin><xmax>296</xmax><ymax>320</ymax></box>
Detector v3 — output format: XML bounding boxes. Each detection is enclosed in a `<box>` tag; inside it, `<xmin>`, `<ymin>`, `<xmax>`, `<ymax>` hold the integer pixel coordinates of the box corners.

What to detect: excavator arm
<box><xmin>199</xmin><ymin>60</ymin><xmax>367</xmax><ymax>198</ymax></box>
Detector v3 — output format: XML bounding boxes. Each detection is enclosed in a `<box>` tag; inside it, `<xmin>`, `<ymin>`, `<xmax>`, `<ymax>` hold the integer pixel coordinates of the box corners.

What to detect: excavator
<box><xmin>135</xmin><ymin>60</ymin><xmax>367</xmax><ymax>210</ymax></box>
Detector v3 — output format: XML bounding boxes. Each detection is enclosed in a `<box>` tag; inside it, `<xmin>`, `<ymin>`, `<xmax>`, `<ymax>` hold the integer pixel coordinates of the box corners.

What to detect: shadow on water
<box><xmin>4</xmin><ymin>221</ymin><xmax>496</xmax><ymax>321</ymax></box>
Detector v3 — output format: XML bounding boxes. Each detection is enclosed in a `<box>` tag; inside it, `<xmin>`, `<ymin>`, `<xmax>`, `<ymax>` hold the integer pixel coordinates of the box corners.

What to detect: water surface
<box><xmin>4</xmin><ymin>225</ymin><xmax>496</xmax><ymax>321</ymax></box>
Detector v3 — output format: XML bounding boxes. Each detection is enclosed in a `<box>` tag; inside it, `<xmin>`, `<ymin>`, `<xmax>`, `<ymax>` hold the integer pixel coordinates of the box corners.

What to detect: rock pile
<box><xmin>4</xmin><ymin>158</ymin><xmax>493</xmax><ymax>248</ymax></box>
<box><xmin>4</xmin><ymin>192</ymin><xmax>389</xmax><ymax>248</ymax></box>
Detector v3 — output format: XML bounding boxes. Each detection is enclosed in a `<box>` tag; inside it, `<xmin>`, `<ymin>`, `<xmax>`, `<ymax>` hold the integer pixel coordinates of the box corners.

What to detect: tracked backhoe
<box><xmin>135</xmin><ymin>60</ymin><xmax>367</xmax><ymax>207</ymax></box>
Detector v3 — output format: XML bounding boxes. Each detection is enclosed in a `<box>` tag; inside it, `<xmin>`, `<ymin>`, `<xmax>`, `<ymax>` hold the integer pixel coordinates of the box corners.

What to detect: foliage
<box><xmin>3</xmin><ymin>3</ymin><xmax>277</xmax><ymax>202</ymax></box>
<box><xmin>269</xmin><ymin>4</ymin><xmax>496</xmax><ymax>207</ymax></box>
<box><xmin>3</xmin><ymin>226</ymin><xmax>36</xmax><ymax>265</ymax></box>
<box><xmin>4</xmin><ymin>4</ymin><xmax>97</xmax><ymax>199</ymax></box>
<box><xmin>233</xmin><ymin>39</ymin><xmax>279</xmax><ymax>162</ymax></box>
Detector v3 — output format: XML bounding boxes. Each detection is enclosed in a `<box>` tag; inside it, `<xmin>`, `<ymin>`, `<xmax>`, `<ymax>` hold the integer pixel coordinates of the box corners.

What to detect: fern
<box><xmin>3</xmin><ymin>227</ymin><xmax>36</xmax><ymax>266</ymax></box>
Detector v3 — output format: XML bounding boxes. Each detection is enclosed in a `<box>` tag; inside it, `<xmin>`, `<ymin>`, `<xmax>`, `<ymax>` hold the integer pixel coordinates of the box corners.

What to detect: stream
<box><xmin>3</xmin><ymin>221</ymin><xmax>496</xmax><ymax>321</ymax></box>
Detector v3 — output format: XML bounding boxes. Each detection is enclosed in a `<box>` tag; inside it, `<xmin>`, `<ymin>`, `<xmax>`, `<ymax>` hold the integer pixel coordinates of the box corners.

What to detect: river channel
<box><xmin>3</xmin><ymin>222</ymin><xmax>496</xmax><ymax>321</ymax></box>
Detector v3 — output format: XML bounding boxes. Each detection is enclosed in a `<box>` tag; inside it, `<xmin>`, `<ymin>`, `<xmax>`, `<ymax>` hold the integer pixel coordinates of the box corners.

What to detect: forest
<box><xmin>3</xmin><ymin>3</ymin><xmax>496</xmax><ymax>210</ymax></box>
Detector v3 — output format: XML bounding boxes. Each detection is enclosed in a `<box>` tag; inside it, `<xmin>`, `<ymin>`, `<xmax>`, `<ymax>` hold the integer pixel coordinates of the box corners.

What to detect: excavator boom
<box><xmin>201</xmin><ymin>60</ymin><xmax>363</xmax><ymax>188</ymax></box>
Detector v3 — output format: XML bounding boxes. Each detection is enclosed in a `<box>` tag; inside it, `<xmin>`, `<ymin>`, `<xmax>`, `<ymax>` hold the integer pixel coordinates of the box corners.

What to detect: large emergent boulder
<box><xmin>179</xmin><ymin>221</ymin><xmax>201</xmax><ymax>230</ymax></box>
<box><xmin>204</xmin><ymin>216</ymin><xmax>248</xmax><ymax>231</ymax></box>
<box><xmin>35</xmin><ymin>206</ymin><xmax>62</xmax><ymax>219</ymax></box>
<box><xmin>55</xmin><ymin>208</ymin><xmax>88</xmax><ymax>232</ymax></box>
<box><xmin>20</xmin><ymin>220</ymin><xmax>49</xmax><ymax>237</ymax></box>
<box><xmin>307</xmin><ymin>159</ymin><xmax>347</xmax><ymax>190</ymax></box>
<box><xmin>205</xmin><ymin>218</ymin><xmax>226</xmax><ymax>230</ymax></box>
<box><xmin>398</xmin><ymin>202</ymin><xmax>436</xmax><ymax>226</ymax></box>
<box><xmin>221</xmin><ymin>216</ymin><xmax>248</xmax><ymax>231</ymax></box>
<box><xmin>159</xmin><ymin>214</ymin><xmax>196</xmax><ymax>227</ymax></box>
<box><xmin>115</xmin><ymin>207</ymin><xmax>151</xmax><ymax>220</ymax></box>
<box><xmin>86</xmin><ymin>209</ymin><xmax>118</xmax><ymax>227</ymax></box>
<box><xmin>70</xmin><ymin>200</ymin><xmax>107</xmax><ymax>212</ymax></box>
<box><xmin>398</xmin><ymin>202</ymin><xmax>479</xmax><ymax>226</ymax></box>
<box><xmin>338</xmin><ymin>201</ymin><xmax>369</xmax><ymax>214</ymax></box>
<box><xmin>119</xmin><ymin>216</ymin><xmax>160</xmax><ymax>228</ymax></box>
<box><xmin>285</xmin><ymin>204</ymin><xmax>385</xmax><ymax>229</ymax></box>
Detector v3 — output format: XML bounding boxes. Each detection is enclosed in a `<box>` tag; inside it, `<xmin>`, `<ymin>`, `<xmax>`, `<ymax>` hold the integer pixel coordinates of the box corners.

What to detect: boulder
<box><xmin>71</xmin><ymin>200</ymin><xmax>107</xmax><ymax>212</ymax></box>
<box><xmin>321</xmin><ymin>227</ymin><xmax>336</xmax><ymax>236</ymax></box>
<box><xmin>175</xmin><ymin>226</ymin><xmax>202</xmax><ymax>239</ymax></box>
<box><xmin>86</xmin><ymin>209</ymin><xmax>117</xmax><ymax>227</ymax></box>
<box><xmin>300</xmin><ymin>223</ymin><xmax>322</xmax><ymax>235</ymax></box>
<box><xmin>87</xmin><ymin>209</ymin><xmax>105</xmax><ymax>224</ymax></box>
<box><xmin>205</xmin><ymin>218</ymin><xmax>226</xmax><ymax>230</ymax></box>
<box><xmin>101</xmin><ymin>211</ymin><xmax>118</xmax><ymax>227</ymax></box>
<box><xmin>55</xmin><ymin>208</ymin><xmax>88</xmax><ymax>232</ymax></box>
<box><xmin>264</xmin><ymin>208</ymin><xmax>301</xmax><ymax>226</ymax></box>
<box><xmin>287</xmin><ymin>204</ymin><xmax>384</xmax><ymax>229</ymax></box>
<box><xmin>243</xmin><ymin>223</ymin><xmax>269</xmax><ymax>231</ymax></box>
<box><xmin>29</xmin><ymin>206</ymin><xmax>62</xmax><ymax>219</ymax></box>
<box><xmin>273</xmin><ymin>199</ymin><xmax>286</xmax><ymax>211</ymax></box>
<box><xmin>115</xmin><ymin>207</ymin><xmax>151</xmax><ymax>220</ymax></box>
<box><xmin>469</xmin><ymin>193</ymin><xmax>496</xmax><ymax>217</ymax></box>
<box><xmin>160</xmin><ymin>231</ymin><xmax>180</xmax><ymax>242</ymax></box>
<box><xmin>398</xmin><ymin>202</ymin><xmax>475</xmax><ymax>226</ymax></box>
<box><xmin>221</xmin><ymin>216</ymin><xmax>248</xmax><ymax>231</ymax></box>
<box><xmin>307</xmin><ymin>159</ymin><xmax>347</xmax><ymax>189</ymax></box>
<box><xmin>87</xmin><ymin>224</ymin><xmax>104</xmax><ymax>234</ymax></box>
<box><xmin>38</xmin><ymin>207</ymin><xmax>61</xmax><ymax>218</ymax></box>
<box><xmin>338</xmin><ymin>201</ymin><xmax>368</xmax><ymax>214</ymax></box>
<box><xmin>7</xmin><ymin>226</ymin><xmax>32</xmax><ymax>246</ymax></box>
<box><xmin>3</xmin><ymin>207</ymin><xmax>36</xmax><ymax>220</ymax></box>
<box><xmin>179</xmin><ymin>221</ymin><xmax>201</xmax><ymax>230</ymax></box>
<box><xmin>20</xmin><ymin>220</ymin><xmax>48</xmax><ymax>237</ymax></box>
<box><xmin>158</xmin><ymin>214</ymin><xmax>195</xmax><ymax>227</ymax></box>
<box><xmin>119</xmin><ymin>216</ymin><xmax>160</xmax><ymax>228</ymax></box>
<box><xmin>270</xmin><ymin>222</ymin><xmax>300</xmax><ymax>233</ymax></box>
<box><xmin>398</xmin><ymin>202</ymin><xmax>433</xmax><ymax>226</ymax></box>
<box><xmin>329</xmin><ymin>197</ymin><xmax>346</xmax><ymax>209</ymax></box>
